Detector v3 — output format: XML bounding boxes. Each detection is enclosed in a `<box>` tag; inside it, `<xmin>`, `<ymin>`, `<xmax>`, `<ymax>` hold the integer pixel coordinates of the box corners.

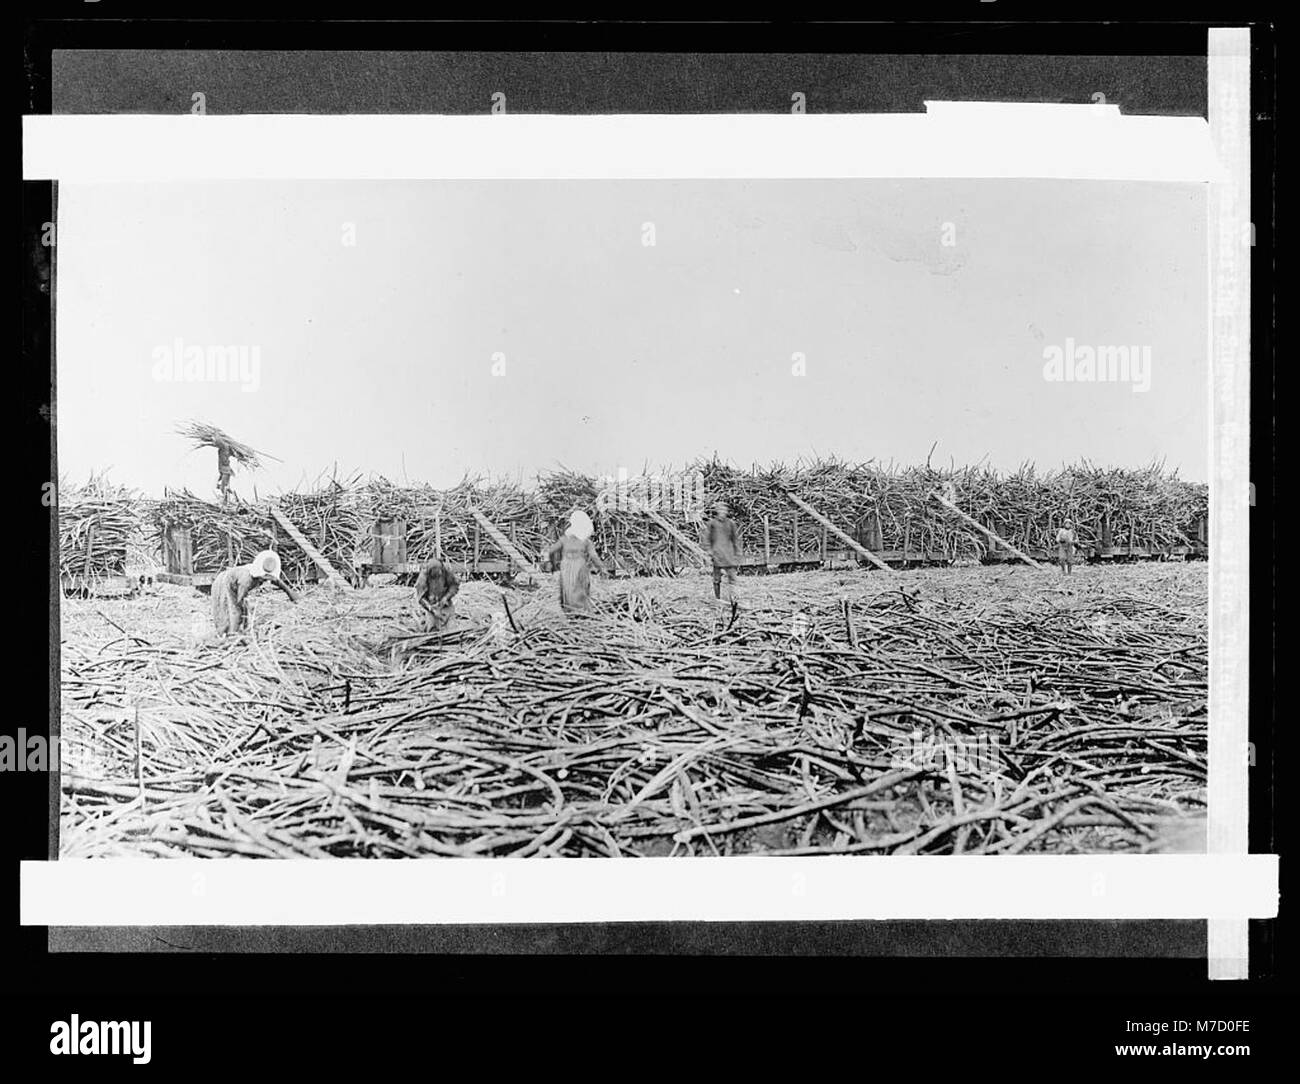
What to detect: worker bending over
<box><xmin>211</xmin><ymin>549</ymin><xmax>298</xmax><ymax>636</ymax></box>
<box><xmin>414</xmin><ymin>557</ymin><xmax>460</xmax><ymax>632</ymax></box>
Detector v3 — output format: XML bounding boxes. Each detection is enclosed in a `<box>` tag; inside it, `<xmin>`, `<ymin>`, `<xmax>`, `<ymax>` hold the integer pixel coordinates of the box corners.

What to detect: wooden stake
<box><xmin>268</xmin><ymin>504</ymin><xmax>349</xmax><ymax>587</ymax></box>
<box><xmin>929</xmin><ymin>491</ymin><xmax>1045</xmax><ymax>570</ymax></box>
<box><xmin>641</xmin><ymin>506</ymin><xmax>708</xmax><ymax>568</ymax></box>
<box><xmin>83</xmin><ymin>523</ymin><xmax>95</xmax><ymax>579</ymax></box>
<box><xmin>470</xmin><ymin>508</ymin><xmax>540</xmax><ymax>574</ymax></box>
<box><xmin>782</xmin><ymin>491</ymin><xmax>894</xmax><ymax>573</ymax></box>
<box><xmin>869</xmin><ymin>511</ymin><xmax>883</xmax><ymax>553</ymax></box>
<box><xmin>134</xmin><ymin>706</ymin><xmax>144</xmax><ymax>799</ymax></box>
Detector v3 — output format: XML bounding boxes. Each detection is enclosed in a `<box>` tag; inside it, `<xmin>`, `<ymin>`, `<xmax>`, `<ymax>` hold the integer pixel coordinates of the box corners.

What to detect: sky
<box><xmin>56</xmin><ymin>178</ymin><xmax>1208</xmax><ymax>498</ymax></box>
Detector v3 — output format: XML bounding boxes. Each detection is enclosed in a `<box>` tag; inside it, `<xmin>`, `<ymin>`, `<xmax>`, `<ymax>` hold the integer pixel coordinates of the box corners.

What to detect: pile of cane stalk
<box><xmin>684</xmin><ymin>457</ymin><xmax>1206</xmax><ymax>561</ymax></box>
<box><xmin>534</xmin><ymin>458</ymin><xmax>1207</xmax><ymax>570</ymax></box>
<box><xmin>139</xmin><ymin>458</ymin><xmax>1207</xmax><ymax>582</ymax></box>
<box><xmin>58</xmin><ymin>474</ymin><xmax>150</xmax><ymax>580</ymax></box>
<box><xmin>153</xmin><ymin>490</ymin><xmax>285</xmax><ymax>573</ymax></box>
<box><xmin>59</xmin><ymin>564</ymin><xmax>1206</xmax><ymax>858</ymax></box>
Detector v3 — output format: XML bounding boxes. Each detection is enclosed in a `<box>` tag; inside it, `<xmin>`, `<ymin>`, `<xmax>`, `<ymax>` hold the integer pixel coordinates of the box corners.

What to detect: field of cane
<box><xmin>58</xmin><ymin>562</ymin><xmax>1207</xmax><ymax>858</ymax></box>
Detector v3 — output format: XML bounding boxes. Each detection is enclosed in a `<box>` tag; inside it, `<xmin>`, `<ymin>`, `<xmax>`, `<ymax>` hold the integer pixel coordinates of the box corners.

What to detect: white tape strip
<box><xmin>1206</xmin><ymin>27</ymin><xmax>1253</xmax><ymax>982</ymax></box>
<box><xmin>22</xmin><ymin>856</ymin><xmax>1278</xmax><ymax>926</ymax></box>
<box><xmin>24</xmin><ymin>106</ymin><xmax>1223</xmax><ymax>182</ymax></box>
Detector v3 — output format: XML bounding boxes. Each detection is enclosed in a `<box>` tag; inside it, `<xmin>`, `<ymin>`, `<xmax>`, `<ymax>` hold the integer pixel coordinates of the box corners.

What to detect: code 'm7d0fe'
<box><xmin>1127</xmin><ymin>1020</ymin><xmax>1251</xmax><ymax>1035</ymax></box>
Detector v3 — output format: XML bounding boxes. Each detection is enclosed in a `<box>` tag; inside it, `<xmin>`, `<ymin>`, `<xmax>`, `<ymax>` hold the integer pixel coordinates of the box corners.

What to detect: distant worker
<box><xmin>414</xmin><ymin>557</ymin><xmax>460</xmax><ymax>632</ymax></box>
<box><xmin>1055</xmin><ymin>519</ymin><xmax>1077</xmax><ymax>575</ymax></box>
<box><xmin>547</xmin><ymin>509</ymin><xmax>606</xmax><ymax>614</ymax></box>
<box><xmin>216</xmin><ymin>445</ymin><xmax>234</xmax><ymax>506</ymax></box>
<box><xmin>211</xmin><ymin>549</ymin><xmax>298</xmax><ymax>636</ymax></box>
<box><xmin>707</xmin><ymin>500</ymin><xmax>742</xmax><ymax>608</ymax></box>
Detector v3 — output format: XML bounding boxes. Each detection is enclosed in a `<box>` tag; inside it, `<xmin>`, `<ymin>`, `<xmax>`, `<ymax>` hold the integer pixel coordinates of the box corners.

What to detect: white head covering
<box><xmin>567</xmin><ymin>509</ymin><xmax>594</xmax><ymax>542</ymax></box>
<box><xmin>250</xmin><ymin>550</ymin><xmax>282</xmax><ymax>579</ymax></box>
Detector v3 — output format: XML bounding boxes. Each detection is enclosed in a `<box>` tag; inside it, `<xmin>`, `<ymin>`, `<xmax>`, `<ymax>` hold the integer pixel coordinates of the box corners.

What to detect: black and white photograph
<box><xmin>54</xmin><ymin>172</ymin><xmax>1213</xmax><ymax>861</ymax></box>
<box><xmin>8</xmin><ymin>17</ymin><xmax>1282</xmax><ymax>1069</ymax></box>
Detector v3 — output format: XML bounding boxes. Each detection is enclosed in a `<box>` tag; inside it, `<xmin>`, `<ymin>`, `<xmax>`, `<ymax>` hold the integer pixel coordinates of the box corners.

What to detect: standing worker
<box><xmin>414</xmin><ymin>557</ymin><xmax>460</xmax><ymax>632</ymax></box>
<box><xmin>211</xmin><ymin>549</ymin><xmax>298</xmax><ymax>636</ymax></box>
<box><xmin>707</xmin><ymin>500</ymin><xmax>742</xmax><ymax>609</ymax></box>
<box><xmin>1055</xmin><ymin>518</ymin><xmax>1077</xmax><ymax>575</ymax></box>
<box><xmin>547</xmin><ymin>509</ymin><xmax>606</xmax><ymax>614</ymax></box>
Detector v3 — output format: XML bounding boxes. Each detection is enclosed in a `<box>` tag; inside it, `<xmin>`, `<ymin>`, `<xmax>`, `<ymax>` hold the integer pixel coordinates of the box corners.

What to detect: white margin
<box><xmin>1206</xmin><ymin>28</ymin><xmax>1254</xmax><ymax>981</ymax></box>
<box><xmin>23</xmin><ymin>105</ymin><xmax>1223</xmax><ymax>182</ymax></box>
<box><xmin>22</xmin><ymin>856</ymin><xmax>1279</xmax><ymax>926</ymax></box>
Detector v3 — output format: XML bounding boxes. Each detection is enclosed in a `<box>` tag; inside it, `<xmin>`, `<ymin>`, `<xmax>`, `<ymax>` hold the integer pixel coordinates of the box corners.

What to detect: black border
<box><xmin>14</xmin><ymin>14</ymin><xmax>1283</xmax><ymax>1054</ymax></box>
